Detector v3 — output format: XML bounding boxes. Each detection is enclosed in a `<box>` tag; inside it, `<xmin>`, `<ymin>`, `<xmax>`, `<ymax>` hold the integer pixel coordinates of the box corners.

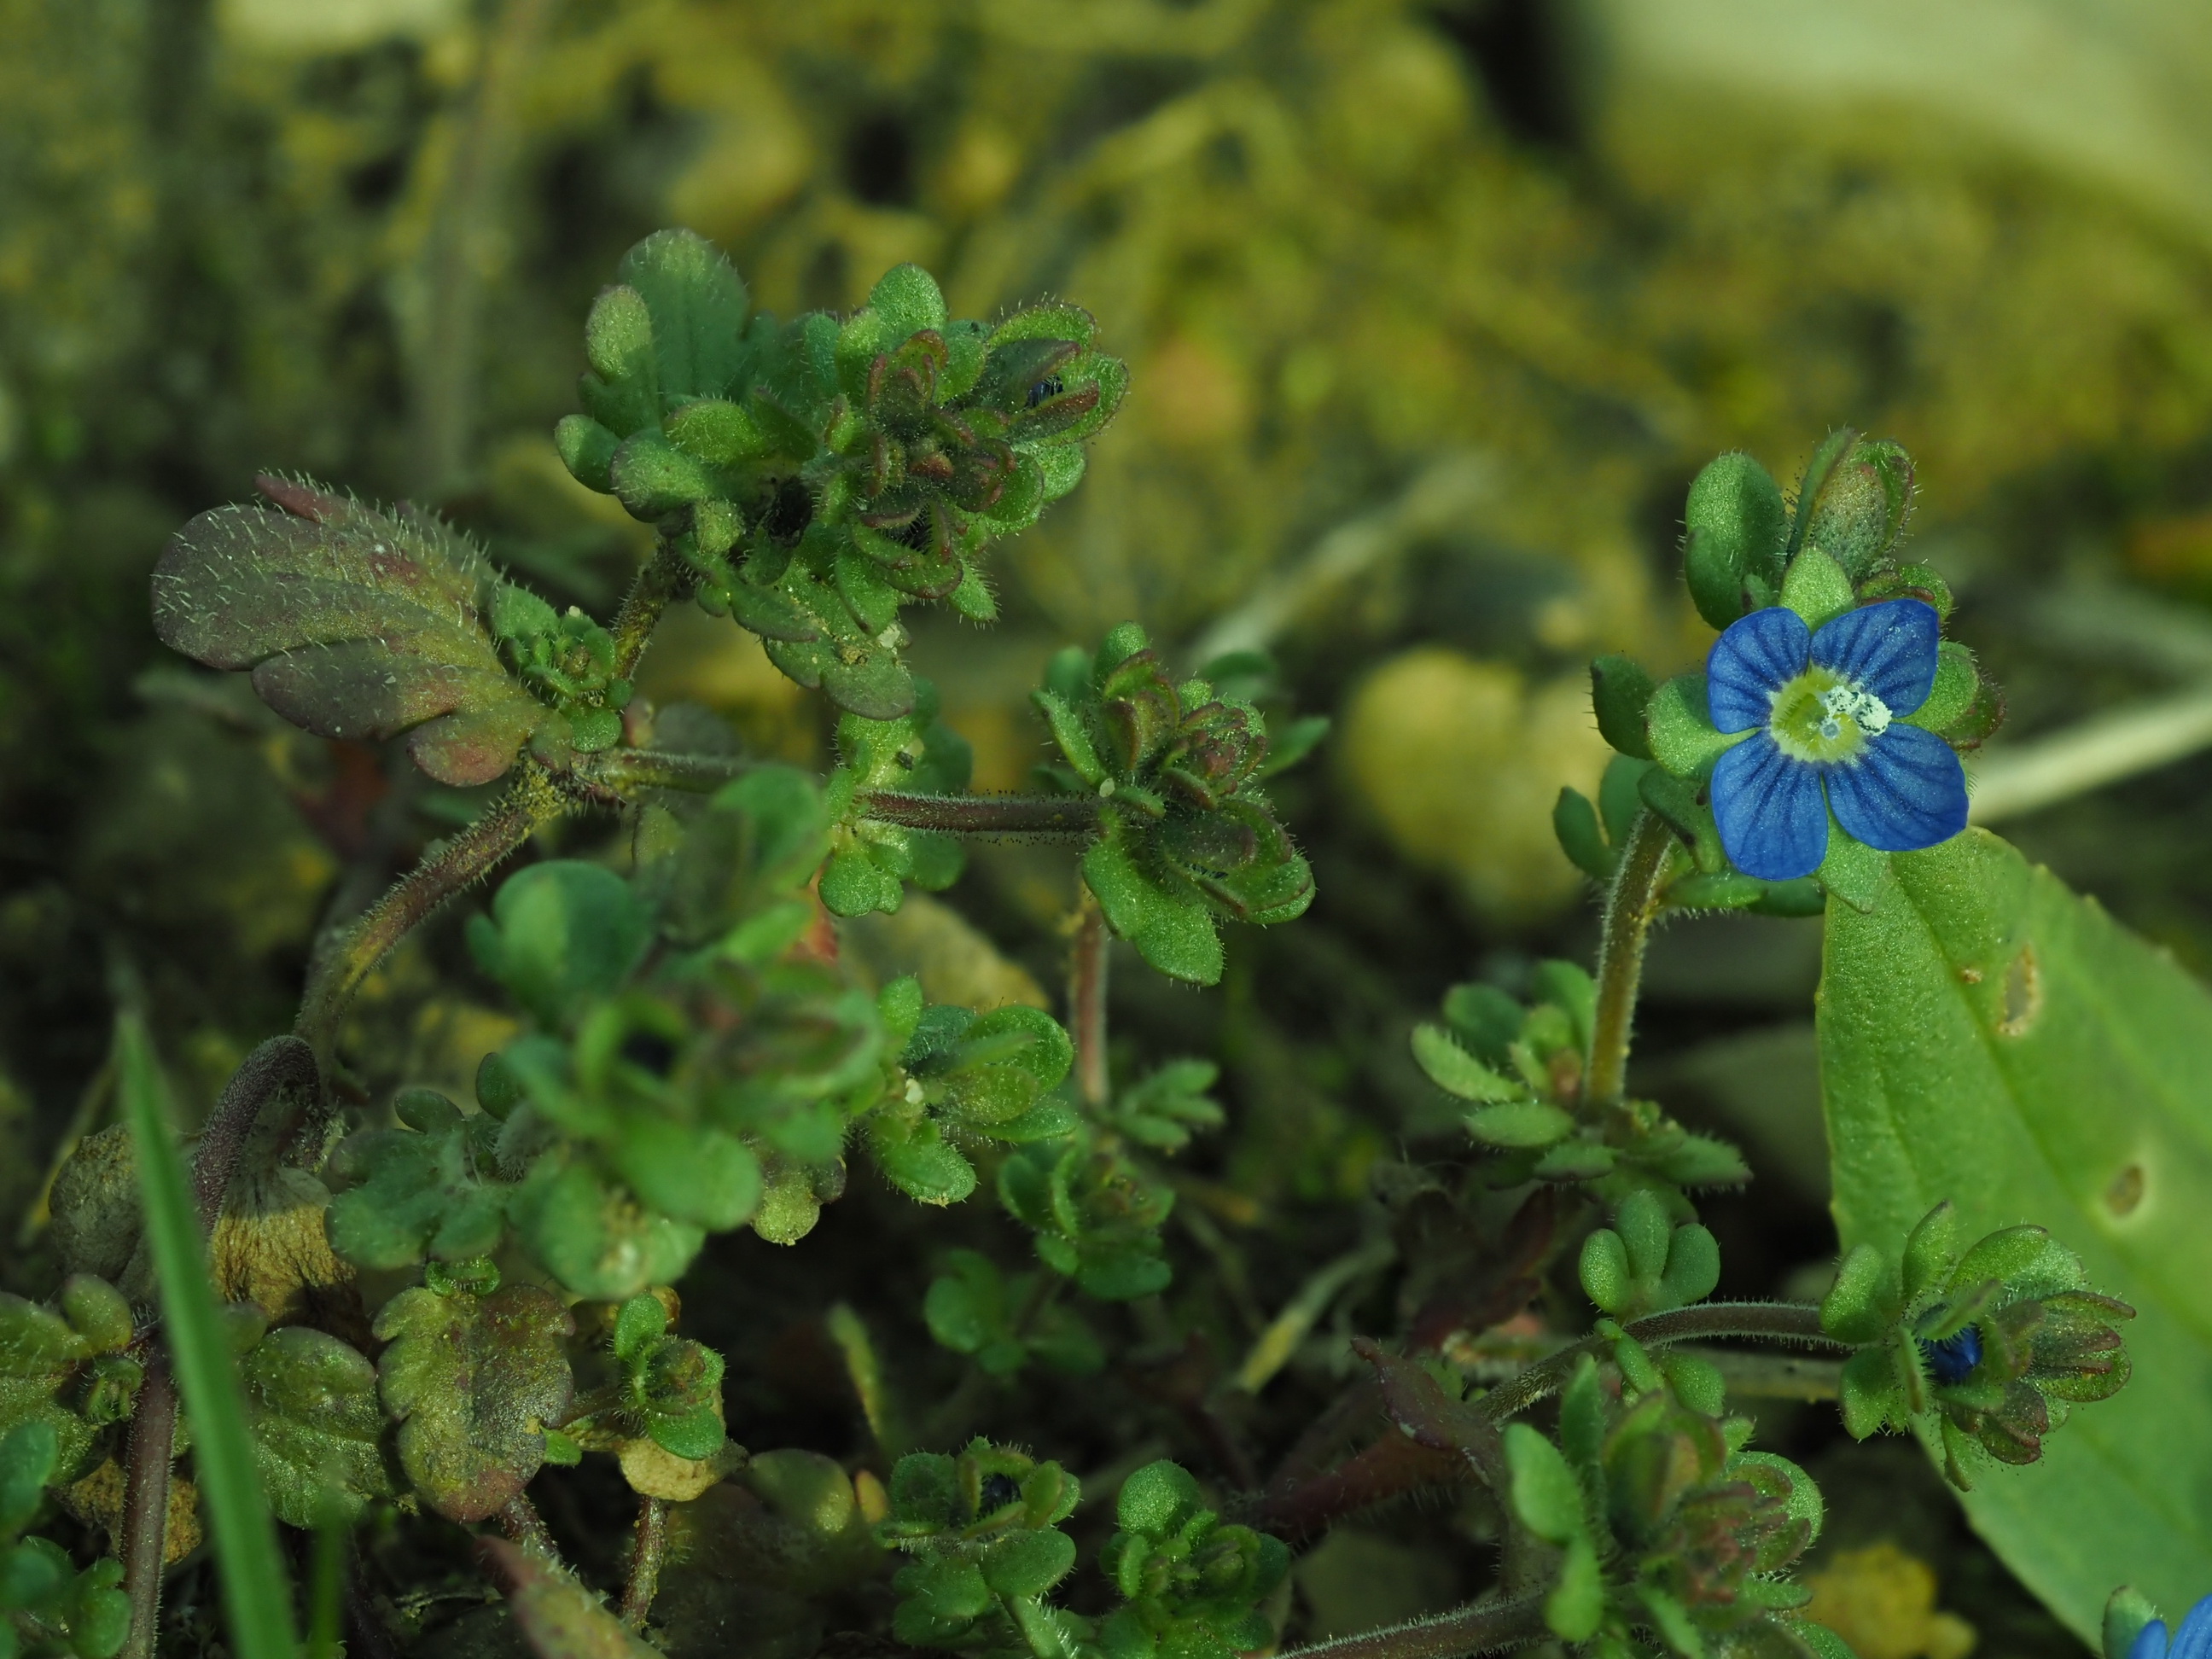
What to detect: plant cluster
<box><xmin>2</xmin><ymin>232</ymin><xmax>2169</xmax><ymax>1659</ymax></box>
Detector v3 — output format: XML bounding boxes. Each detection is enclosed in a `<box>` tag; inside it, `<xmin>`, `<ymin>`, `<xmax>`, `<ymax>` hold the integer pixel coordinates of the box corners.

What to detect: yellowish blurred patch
<box><xmin>839</xmin><ymin>893</ymin><xmax>1048</xmax><ymax>1013</ymax></box>
<box><xmin>1804</xmin><ymin>1541</ymin><xmax>1978</xmax><ymax>1659</ymax></box>
<box><xmin>635</xmin><ymin>605</ymin><xmax>817</xmax><ymax>765</ymax></box>
<box><xmin>1336</xmin><ymin>649</ymin><xmax>1611</xmax><ymax>923</ymax></box>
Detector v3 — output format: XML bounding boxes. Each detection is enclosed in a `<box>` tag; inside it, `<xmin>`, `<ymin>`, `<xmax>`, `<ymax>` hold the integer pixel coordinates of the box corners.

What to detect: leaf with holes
<box><xmin>153</xmin><ymin>476</ymin><xmax>562</xmax><ymax>785</ymax></box>
<box><xmin>1821</xmin><ymin>827</ymin><xmax>2212</xmax><ymax>1639</ymax></box>
<box><xmin>374</xmin><ymin>1284</ymin><xmax>574</xmax><ymax>1522</ymax></box>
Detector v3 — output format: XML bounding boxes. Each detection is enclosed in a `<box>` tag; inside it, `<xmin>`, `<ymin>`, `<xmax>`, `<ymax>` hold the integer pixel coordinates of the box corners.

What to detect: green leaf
<box><xmin>908</xmin><ymin>1005</ymin><xmax>1076</xmax><ymax>1133</ymax></box>
<box><xmin>327</xmin><ymin>1107</ymin><xmax>511</xmax><ymax>1270</ymax></box>
<box><xmin>612</xmin><ymin>1294</ymin><xmax>667</xmax><ymax>1364</ymax></box>
<box><xmin>1645</xmin><ymin>675</ymin><xmax>1742</xmax><ymax>780</ymax></box>
<box><xmin>1115</xmin><ymin>1459</ymin><xmax>1201</xmax><ymax>1536</ymax></box>
<box><xmin>240</xmin><ymin>1328</ymin><xmax>393</xmax><ymax>1527</ymax></box>
<box><xmin>1820</xmin><ymin>1243</ymin><xmax>1901</xmax><ymax>1344</ymax></box>
<box><xmin>154</xmin><ymin>479</ymin><xmax>555</xmax><ymax>787</ymax></box>
<box><xmin>0</xmin><ymin>1296</ymin><xmax>96</xmax><ymax>1484</ymax></box>
<box><xmin>509</xmin><ymin>1156</ymin><xmax>705</xmax><ymax>1301</ymax></box>
<box><xmin>581</xmin><ymin>286</ymin><xmax>658</xmax><ymax>435</ymax></box>
<box><xmin>468</xmin><ymin>861</ymin><xmax>653</xmax><ymax>1028</ymax></box>
<box><xmin>865</xmin><ymin>1110</ymin><xmax>979</xmax><ymax>1207</ymax></box>
<box><xmin>1412</xmin><ymin>1024</ymin><xmax>1524</xmax><ymax>1103</ymax></box>
<box><xmin>868</xmin><ymin>264</ymin><xmax>948</xmax><ymax>341</ymax></box>
<box><xmin>608</xmin><ymin>433</ymin><xmax>722</xmax><ymax>520</ymax></box>
<box><xmin>1503</xmin><ymin>1423</ymin><xmax>1584</xmax><ymax>1545</ymax></box>
<box><xmin>1084</xmin><ymin>835</ymin><xmax>1222</xmax><ymax>987</ymax></box>
<box><xmin>647</xmin><ymin>1404</ymin><xmax>725</xmax><ymax>1462</ymax></box>
<box><xmin>1779</xmin><ymin>547</ymin><xmax>1855</xmax><ymax>632</ymax></box>
<box><xmin>1906</xmin><ymin>641</ymin><xmax>1979</xmax><ymax>733</ymax></box>
<box><xmin>117</xmin><ymin>1016</ymin><xmax>300</xmax><ymax>1659</ymax></box>
<box><xmin>616</xmin><ymin>228</ymin><xmax>749</xmax><ymax>401</ymax></box>
<box><xmin>1546</xmin><ymin>1534</ymin><xmax>1604</xmax><ymax>1642</ymax></box>
<box><xmin>981</xmin><ymin>1528</ymin><xmax>1075</xmax><ymax>1598</ymax></box>
<box><xmin>373</xmin><ymin>1281</ymin><xmax>575</xmax><ymax>1523</ymax></box>
<box><xmin>1683</xmin><ymin>451</ymin><xmax>1788</xmax><ymax>630</ymax></box>
<box><xmin>1464</xmin><ymin>1101</ymin><xmax>1575</xmax><ymax>1150</ymax></box>
<box><xmin>1818</xmin><ymin>825</ymin><xmax>1888</xmax><ymax>914</ymax></box>
<box><xmin>1820</xmin><ymin>827</ymin><xmax>2212</xmax><ymax>1639</ymax></box>
<box><xmin>1591</xmin><ymin>654</ymin><xmax>1657</xmax><ymax>760</ymax></box>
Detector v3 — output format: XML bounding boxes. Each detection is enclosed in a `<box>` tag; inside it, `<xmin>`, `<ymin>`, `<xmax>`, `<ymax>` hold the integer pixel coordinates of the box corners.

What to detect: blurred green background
<box><xmin>12</xmin><ymin>1</ymin><xmax>2212</xmax><ymax>1650</ymax></box>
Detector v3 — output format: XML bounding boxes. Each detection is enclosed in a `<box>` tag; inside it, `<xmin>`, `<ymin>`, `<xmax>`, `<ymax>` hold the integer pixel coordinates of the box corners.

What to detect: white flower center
<box><xmin>1816</xmin><ymin>683</ymin><xmax>1890</xmax><ymax>742</ymax></box>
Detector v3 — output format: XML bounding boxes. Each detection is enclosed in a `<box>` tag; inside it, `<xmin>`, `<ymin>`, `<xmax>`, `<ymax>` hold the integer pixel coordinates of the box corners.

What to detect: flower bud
<box><xmin>1800</xmin><ymin>435</ymin><xmax>1914</xmax><ymax>579</ymax></box>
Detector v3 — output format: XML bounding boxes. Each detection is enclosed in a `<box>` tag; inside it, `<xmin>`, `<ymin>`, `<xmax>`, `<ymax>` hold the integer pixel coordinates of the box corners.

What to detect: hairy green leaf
<box><xmin>153</xmin><ymin>476</ymin><xmax>557</xmax><ymax>786</ymax></box>
<box><xmin>1821</xmin><ymin>828</ymin><xmax>2212</xmax><ymax>1639</ymax></box>
<box><xmin>374</xmin><ymin>1283</ymin><xmax>574</xmax><ymax>1523</ymax></box>
<box><xmin>240</xmin><ymin>1327</ymin><xmax>393</xmax><ymax>1527</ymax></box>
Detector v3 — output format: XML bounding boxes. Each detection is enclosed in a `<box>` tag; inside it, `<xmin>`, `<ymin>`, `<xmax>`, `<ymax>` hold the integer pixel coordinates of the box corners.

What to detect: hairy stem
<box><xmin>1586</xmin><ymin>808</ymin><xmax>1674</xmax><ymax>1109</ymax></box>
<box><xmin>861</xmin><ymin>790</ymin><xmax>1104</xmax><ymax>837</ymax></box>
<box><xmin>189</xmin><ymin>1036</ymin><xmax>319</xmax><ymax>1225</ymax></box>
<box><xmin>608</xmin><ymin>538</ymin><xmax>691</xmax><ymax>682</ymax></box>
<box><xmin>573</xmin><ymin>747</ymin><xmax>748</xmax><ymax>798</ymax></box>
<box><xmin>119</xmin><ymin>1351</ymin><xmax>178</xmax><ymax>1659</ymax></box>
<box><xmin>296</xmin><ymin>763</ymin><xmax>568</xmax><ymax>1057</ymax></box>
<box><xmin>1476</xmin><ymin>1301</ymin><xmax>1842</xmax><ymax>1423</ymax></box>
<box><xmin>1070</xmin><ymin>885</ymin><xmax>1110</xmax><ymax>1109</ymax></box>
<box><xmin>498</xmin><ymin>1493</ymin><xmax>561</xmax><ymax>1562</ymax></box>
<box><xmin>1256</xmin><ymin>1428</ymin><xmax>1465</xmax><ymax>1544</ymax></box>
<box><xmin>620</xmin><ymin>1497</ymin><xmax>667</xmax><ymax>1627</ymax></box>
<box><xmin>1276</xmin><ymin>1592</ymin><xmax>1551</xmax><ymax>1659</ymax></box>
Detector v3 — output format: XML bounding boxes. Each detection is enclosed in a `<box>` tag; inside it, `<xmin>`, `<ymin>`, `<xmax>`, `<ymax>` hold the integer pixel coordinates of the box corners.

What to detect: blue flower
<box><xmin>1705</xmin><ymin>598</ymin><xmax>1969</xmax><ymax>881</ymax></box>
<box><xmin>2130</xmin><ymin>1594</ymin><xmax>2212</xmax><ymax>1659</ymax></box>
<box><xmin>1918</xmin><ymin>1324</ymin><xmax>1982</xmax><ymax>1386</ymax></box>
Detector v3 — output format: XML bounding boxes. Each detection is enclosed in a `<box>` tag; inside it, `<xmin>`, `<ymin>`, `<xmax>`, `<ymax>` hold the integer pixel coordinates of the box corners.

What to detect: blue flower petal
<box><xmin>1825</xmin><ymin>725</ymin><xmax>1968</xmax><ymax>853</ymax></box>
<box><xmin>1711</xmin><ymin>731</ymin><xmax>1829</xmax><ymax>880</ymax></box>
<box><xmin>2167</xmin><ymin>1596</ymin><xmax>2212</xmax><ymax>1659</ymax></box>
<box><xmin>2135</xmin><ymin>1621</ymin><xmax>2173</xmax><ymax>1659</ymax></box>
<box><xmin>1809</xmin><ymin>598</ymin><xmax>1942</xmax><ymax>717</ymax></box>
<box><xmin>1707</xmin><ymin>606</ymin><xmax>1811</xmax><ymax>734</ymax></box>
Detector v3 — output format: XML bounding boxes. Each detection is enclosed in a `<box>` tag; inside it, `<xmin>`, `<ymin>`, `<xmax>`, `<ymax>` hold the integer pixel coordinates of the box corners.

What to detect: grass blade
<box><xmin>118</xmin><ymin>1015</ymin><xmax>300</xmax><ymax>1659</ymax></box>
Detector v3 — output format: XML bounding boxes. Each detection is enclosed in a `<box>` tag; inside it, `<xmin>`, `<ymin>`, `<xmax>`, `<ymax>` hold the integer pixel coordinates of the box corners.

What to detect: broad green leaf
<box><xmin>373</xmin><ymin>1282</ymin><xmax>575</xmax><ymax>1523</ymax></box>
<box><xmin>1821</xmin><ymin>827</ymin><xmax>2212</xmax><ymax>1639</ymax></box>
<box><xmin>240</xmin><ymin>1327</ymin><xmax>393</xmax><ymax>1527</ymax></box>
<box><xmin>1083</xmin><ymin>835</ymin><xmax>1222</xmax><ymax>987</ymax></box>
<box><xmin>153</xmin><ymin>477</ymin><xmax>556</xmax><ymax>786</ymax></box>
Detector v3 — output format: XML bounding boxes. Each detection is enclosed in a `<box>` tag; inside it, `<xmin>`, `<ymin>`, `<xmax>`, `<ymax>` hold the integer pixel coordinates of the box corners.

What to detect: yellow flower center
<box><xmin>1768</xmin><ymin>667</ymin><xmax>1890</xmax><ymax>764</ymax></box>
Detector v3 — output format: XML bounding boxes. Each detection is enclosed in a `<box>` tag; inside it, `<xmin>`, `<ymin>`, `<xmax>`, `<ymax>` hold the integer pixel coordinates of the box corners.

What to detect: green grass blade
<box><xmin>118</xmin><ymin>1016</ymin><xmax>300</xmax><ymax>1659</ymax></box>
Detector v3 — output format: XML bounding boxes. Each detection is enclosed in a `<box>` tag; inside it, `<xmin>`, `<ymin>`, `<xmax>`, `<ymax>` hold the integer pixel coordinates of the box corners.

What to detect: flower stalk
<box><xmin>295</xmin><ymin>762</ymin><xmax>570</xmax><ymax>1058</ymax></box>
<box><xmin>1275</xmin><ymin>1592</ymin><xmax>1552</xmax><ymax>1659</ymax></box>
<box><xmin>861</xmin><ymin>790</ymin><xmax>1105</xmax><ymax>838</ymax></box>
<box><xmin>1585</xmin><ymin>806</ymin><xmax>1674</xmax><ymax>1108</ymax></box>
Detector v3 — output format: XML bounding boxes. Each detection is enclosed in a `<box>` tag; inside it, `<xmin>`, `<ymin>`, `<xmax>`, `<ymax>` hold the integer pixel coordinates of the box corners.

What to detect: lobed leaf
<box><xmin>374</xmin><ymin>1283</ymin><xmax>575</xmax><ymax>1522</ymax></box>
<box><xmin>240</xmin><ymin>1327</ymin><xmax>393</xmax><ymax>1527</ymax></box>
